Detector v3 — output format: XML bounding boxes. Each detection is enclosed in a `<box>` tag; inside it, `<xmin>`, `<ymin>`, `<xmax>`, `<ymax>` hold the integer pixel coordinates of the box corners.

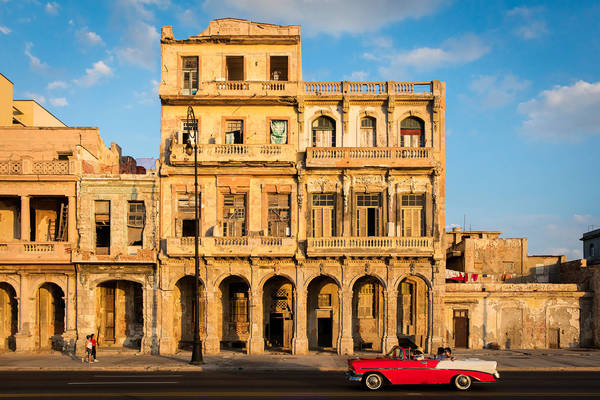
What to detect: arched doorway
<box><xmin>263</xmin><ymin>276</ymin><xmax>294</xmax><ymax>351</ymax></box>
<box><xmin>397</xmin><ymin>276</ymin><xmax>429</xmax><ymax>349</ymax></box>
<box><xmin>173</xmin><ymin>276</ymin><xmax>205</xmax><ymax>350</ymax></box>
<box><xmin>96</xmin><ymin>280</ymin><xmax>143</xmax><ymax>350</ymax></box>
<box><xmin>0</xmin><ymin>282</ymin><xmax>17</xmax><ymax>351</ymax></box>
<box><xmin>36</xmin><ymin>282</ymin><xmax>64</xmax><ymax>350</ymax></box>
<box><xmin>307</xmin><ymin>275</ymin><xmax>339</xmax><ymax>351</ymax></box>
<box><xmin>218</xmin><ymin>276</ymin><xmax>249</xmax><ymax>350</ymax></box>
<box><xmin>312</xmin><ymin>116</ymin><xmax>336</xmax><ymax>147</ymax></box>
<box><xmin>352</xmin><ymin>276</ymin><xmax>384</xmax><ymax>352</ymax></box>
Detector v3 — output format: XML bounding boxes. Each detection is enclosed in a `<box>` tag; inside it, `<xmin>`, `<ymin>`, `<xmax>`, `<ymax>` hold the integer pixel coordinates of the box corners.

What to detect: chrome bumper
<box><xmin>344</xmin><ymin>370</ymin><xmax>363</xmax><ymax>383</ymax></box>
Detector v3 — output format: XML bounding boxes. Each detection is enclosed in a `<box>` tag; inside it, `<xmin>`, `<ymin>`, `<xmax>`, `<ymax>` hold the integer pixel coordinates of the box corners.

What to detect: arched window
<box><xmin>400</xmin><ymin>117</ymin><xmax>425</xmax><ymax>148</ymax></box>
<box><xmin>312</xmin><ymin>116</ymin><xmax>336</xmax><ymax>147</ymax></box>
<box><xmin>360</xmin><ymin>116</ymin><xmax>376</xmax><ymax>147</ymax></box>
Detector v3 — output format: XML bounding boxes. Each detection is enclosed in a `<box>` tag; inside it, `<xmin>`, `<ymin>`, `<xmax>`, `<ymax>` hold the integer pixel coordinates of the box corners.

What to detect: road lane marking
<box><xmin>67</xmin><ymin>381</ymin><xmax>178</xmax><ymax>385</ymax></box>
<box><xmin>93</xmin><ymin>375</ymin><xmax>183</xmax><ymax>378</ymax></box>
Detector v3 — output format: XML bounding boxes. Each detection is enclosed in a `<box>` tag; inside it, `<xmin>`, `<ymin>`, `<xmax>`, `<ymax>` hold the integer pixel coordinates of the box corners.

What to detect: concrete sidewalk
<box><xmin>1</xmin><ymin>348</ymin><xmax>600</xmax><ymax>372</ymax></box>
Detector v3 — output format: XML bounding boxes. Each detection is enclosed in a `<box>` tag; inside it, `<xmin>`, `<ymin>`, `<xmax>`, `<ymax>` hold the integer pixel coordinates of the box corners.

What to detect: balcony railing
<box><xmin>166</xmin><ymin>236</ymin><xmax>297</xmax><ymax>257</ymax></box>
<box><xmin>165</xmin><ymin>81</ymin><xmax>434</xmax><ymax>98</ymax></box>
<box><xmin>305</xmin><ymin>147</ymin><xmax>433</xmax><ymax>168</ymax></box>
<box><xmin>306</xmin><ymin>236</ymin><xmax>433</xmax><ymax>256</ymax></box>
<box><xmin>0</xmin><ymin>242</ymin><xmax>71</xmax><ymax>263</ymax></box>
<box><xmin>0</xmin><ymin>160</ymin><xmax>70</xmax><ymax>175</ymax></box>
<box><xmin>169</xmin><ymin>143</ymin><xmax>296</xmax><ymax>165</ymax></box>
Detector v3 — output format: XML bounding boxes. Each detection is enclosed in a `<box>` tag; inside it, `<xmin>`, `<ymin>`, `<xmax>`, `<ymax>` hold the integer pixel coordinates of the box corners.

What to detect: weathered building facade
<box><xmin>157</xmin><ymin>19</ymin><xmax>446</xmax><ymax>355</ymax></box>
<box><xmin>0</xmin><ymin>19</ymin><xmax>595</xmax><ymax>356</ymax></box>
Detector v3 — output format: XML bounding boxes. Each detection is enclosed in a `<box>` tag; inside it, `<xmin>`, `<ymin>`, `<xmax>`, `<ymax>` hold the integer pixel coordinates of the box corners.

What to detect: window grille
<box><xmin>267</xmin><ymin>194</ymin><xmax>290</xmax><ymax>237</ymax></box>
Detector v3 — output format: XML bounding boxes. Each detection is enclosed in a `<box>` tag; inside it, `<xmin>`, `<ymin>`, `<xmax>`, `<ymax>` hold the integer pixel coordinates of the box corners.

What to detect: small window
<box><xmin>270</xmin><ymin>56</ymin><xmax>288</xmax><ymax>81</ymax></box>
<box><xmin>590</xmin><ymin>243</ymin><xmax>595</xmax><ymax>257</ymax></box>
<box><xmin>95</xmin><ymin>200</ymin><xmax>110</xmax><ymax>255</ymax></box>
<box><xmin>226</xmin><ymin>56</ymin><xmax>244</xmax><ymax>81</ymax></box>
<box><xmin>225</xmin><ymin>120</ymin><xmax>243</xmax><ymax>144</ymax></box>
<box><xmin>127</xmin><ymin>201</ymin><xmax>145</xmax><ymax>246</ymax></box>
<box><xmin>318</xmin><ymin>294</ymin><xmax>332</xmax><ymax>308</ymax></box>
<box><xmin>182</xmin><ymin>219</ymin><xmax>197</xmax><ymax>237</ymax></box>
<box><xmin>182</xmin><ymin>56</ymin><xmax>198</xmax><ymax>94</ymax></box>
<box><xmin>57</xmin><ymin>152</ymin><xmax>72</xmax><ymax>161</ymax></box>
<box><xmin>400</xmin><ymin>117</ymin><xmax>425</xmax><ymax>147</ymax></box>
<box><xmin>181</xmin><ymin>119</ymin><xmax>198</xmax><ymax>145</ymax></box>
<box><xmin>270</xmin><ymin>120</ymin><xmax>287</xmax><ymax>144</ymax></box>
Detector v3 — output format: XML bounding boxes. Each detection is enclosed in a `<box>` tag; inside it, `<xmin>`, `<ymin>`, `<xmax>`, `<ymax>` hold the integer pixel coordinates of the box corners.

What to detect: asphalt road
<box><xmin>0</xmin><ymin>370</ymin><xmax>599</xmax><ymax>399</ymax></box>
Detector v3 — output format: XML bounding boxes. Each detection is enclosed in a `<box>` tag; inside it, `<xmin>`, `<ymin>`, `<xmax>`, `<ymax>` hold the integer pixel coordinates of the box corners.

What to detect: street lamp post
<box><xmin>185</xmin><ymin>106</ymin><xmax>203</xmax><ymax>364</ymax></box>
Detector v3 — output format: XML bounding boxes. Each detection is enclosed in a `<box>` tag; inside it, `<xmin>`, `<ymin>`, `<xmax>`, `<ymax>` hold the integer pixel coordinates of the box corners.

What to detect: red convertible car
<box><xmin>345</xmin><ymin>346</ymin><xmax>499</xmax><ymax>391</ymax></box>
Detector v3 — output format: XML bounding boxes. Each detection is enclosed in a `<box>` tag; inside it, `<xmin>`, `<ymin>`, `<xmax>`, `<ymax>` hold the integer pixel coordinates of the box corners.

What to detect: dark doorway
<box><xmin>317</xmin><ymin>317</ymin><xmax>332</xmax><ymax>347</ymax></box>
<box><xmin>269</xmin><ymin>314</ymin><xmax>284</xmax><ymax>347</ymax></box>
<box><xmin>453</xmin><ymin>309</ymin><xmax>469</xmax><ymax>348</ymax></box>
<box><xmin>101</xmin><ymin>282</ymin><xmax>116</xmax><ymax>343</ymax></box>
<box><xmin>226</xmin><ymin>56</ymin><xmax>244</xmax><ymax>81</ymax></box>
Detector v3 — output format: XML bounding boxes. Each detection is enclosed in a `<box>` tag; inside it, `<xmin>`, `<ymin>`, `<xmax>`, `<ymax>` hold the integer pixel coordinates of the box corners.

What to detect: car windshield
<box><xmin>386</xmin><ymin>347</ymin><xmax>403</xmax><ymax>359</ymax></box>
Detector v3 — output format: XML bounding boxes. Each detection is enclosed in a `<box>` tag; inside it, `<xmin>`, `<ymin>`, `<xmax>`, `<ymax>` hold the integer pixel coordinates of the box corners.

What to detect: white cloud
<box><xmin>506</xmin><ymin>6</ymin><xmax>548</xmax><ymax>39</ymax></box>
<box><xmin>178</xmin><ymin>8</ymin><xmax>197</xmax><ymax>26</ymax></box>
<box><xmin>133</xmin><ymin>79</ymin><xmax>159</xmax><ymax>104</ymax></box>
<box><xmin>518</xmin><ymin>80</ymin><xmax>600</xmax><ymax>141</ymax></box>
<box><xmin>374</xmin><ymin>33</ymin><xmax>490</xmax><ymax>77</ymax></box>
<box><xmin>111</xmin><ymin>1</ymin><xmax>165</xmax><ymax>69</ymax></box>
<box><xmin>45</xmin><ymin>2</ymin><xmax>59</xmax><ymax>15</ymax></box>
<box><xmin>73</xmin><ymin>60</ymin><xmax>113</xmax><ymax>87</ymax></box>
<box><xmin>49</xmin><ymin>97</ymin><xmax>68</xmax><ymax>107</ymax></box>
<box><xmin>77</xmin><ymin>28</ymin><xmax>104</xmax><ymax>46</ymax></box>
<box><xmin>345</xmin><ymin>71</ymin><xmax>369</xmax><ymax>81</ymax></box>
<box><xmin>116</xmin><ymin>21</ymin><xmax>159</xmax><ymax>69</ymax></box>
<box><xmin>47</xmin><ymin>80</ymin><xmax>68</xmax><ymax>90</ymax></box>
<box><xmin>0</xmin><ymin>26</ymin><xmax>11</xmax><ymax>35</ymax></box>
<box><xmin>24</xmin><ymin>42</ymin><xmax>49</xmax><ymax>71</ymax></box>
<box><xmin>464</xmin><ymin>73</ymin><xmax>531</xmax><ymax>108</ymax></box>
<box><xmin>202</xmin><ymin>0</ymin><xmax>448</xmax><ymax>36</ymax></box>
<box><xmin>23</xmin><ymin>91</ymin><xmax>46</xmax><ymax>105</ymax></box>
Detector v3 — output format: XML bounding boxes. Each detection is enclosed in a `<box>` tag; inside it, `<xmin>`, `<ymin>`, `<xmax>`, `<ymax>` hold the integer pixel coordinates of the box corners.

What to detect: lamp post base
<box><xmin>190</xmin><ymin>340</ymin><xmax>203</xmax><ymax>364</ymax></box>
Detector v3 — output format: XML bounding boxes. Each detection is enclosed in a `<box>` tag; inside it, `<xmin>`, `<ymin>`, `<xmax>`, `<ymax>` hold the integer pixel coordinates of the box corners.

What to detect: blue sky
<box><xmin>1</xmin><ymin>0</ymin><xmax>599</xmax><ymax>259</ymax></box>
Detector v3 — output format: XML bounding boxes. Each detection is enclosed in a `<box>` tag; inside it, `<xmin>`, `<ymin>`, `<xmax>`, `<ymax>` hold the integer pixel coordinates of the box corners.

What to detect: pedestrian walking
<box><xmin>90</xmin><ymin>333</ymin><xmax>98</xmax><ymax>362</ymax></box>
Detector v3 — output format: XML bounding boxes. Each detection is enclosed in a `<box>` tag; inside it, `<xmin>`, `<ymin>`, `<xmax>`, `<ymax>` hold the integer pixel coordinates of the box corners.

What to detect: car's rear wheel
<box><xmin>453</xmin><ymin>374</ymin><xmax>472</xmax><ymax>391</ymax></box>
<box><xmin>362</xmin><ymin>372</ymin><xmax>384</xmax><ymax>391</ymax></box>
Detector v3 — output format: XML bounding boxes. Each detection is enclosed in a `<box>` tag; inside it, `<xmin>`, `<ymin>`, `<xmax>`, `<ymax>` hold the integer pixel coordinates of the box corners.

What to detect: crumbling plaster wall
<box><xmin>444</xmin><ymin>283</ymin><xmax>592</xmax><ymax>349</ymax></box>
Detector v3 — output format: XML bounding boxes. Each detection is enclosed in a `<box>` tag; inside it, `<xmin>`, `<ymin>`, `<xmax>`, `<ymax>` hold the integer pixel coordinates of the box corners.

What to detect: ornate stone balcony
<box><xmin>0</xmin><ymin>242</ymin><xmax>71</xmax><ymax>263</ymax></box>
<box><xmin>305</xmin><ymin>147</ymin><xmax>434</xmax><ymax>168</ymax></box>
<box><xmin>166</xmin><ymin>236</ymin><xmax>297</xmax><ymax>257</ymax></box>
<box><xmin>161</xmin><ymin>81</ymin><xmax>433</xmax><ymax>99</ymax></box>
<box><xmin>0</xmin><ymin>159</ymin><xmax>70</xmax><ymax>175</ymax></box>
<box><xmin>169</xmin><ymin>144</ymin><xmax>296</xmax><ymax>166</ymax></box>
<box><xmin>306</xmin><ymin>236</ymin><xmax>433</xmax><ymax>257</ymax></box>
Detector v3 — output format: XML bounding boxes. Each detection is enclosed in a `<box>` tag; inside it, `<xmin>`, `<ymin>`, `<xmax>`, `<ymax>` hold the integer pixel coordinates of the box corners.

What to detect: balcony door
<box><xmin>356</xmin><ymin>193</ymin><xmax>382</xmax><ymax>237</ymax></box>
<box><xmin>222</xmin><ymin>194</ymin><xmax>246</xmax><ymax>237</ymax></box>
<box><xmin>311</xmin><ymin>194</ymin><xmax>336</xmax><ymax>237</ymax></box>
<box><xmin>312</xmin><ymin>116</ymin><xmax>336</xmax><ymax>147</ymax></box>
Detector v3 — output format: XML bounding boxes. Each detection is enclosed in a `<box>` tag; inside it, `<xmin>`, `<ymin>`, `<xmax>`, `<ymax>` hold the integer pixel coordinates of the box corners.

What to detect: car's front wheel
<box><xmin>453</xmin><ymin>374</ymin><xmax>472</xmax><ymax>391</ymax></box>
<box><xmin>362</xmin><ymin>372</ymin><xmax>384</xmax><ymax>391</ymax></box>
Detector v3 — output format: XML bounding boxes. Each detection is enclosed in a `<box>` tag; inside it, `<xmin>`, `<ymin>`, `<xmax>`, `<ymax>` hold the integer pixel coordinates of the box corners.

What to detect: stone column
<box><xmin>15</xmin><ymin>274</ymin><xmax>35</xmax><ymax>351</ymax></box>
<box><xmin>292</xmin><ymin>287</ymin><xmax>308</xmax><ymax>355</ymax></box>
<box><xmin>338</xmin><ymin>288</ymin><xmax>354</xmax><ymax>355</ymax></box>
<box><xmin>247</xmin><ymin>289</ymin><xmax>264</xmax><ymax>354</ymax></box>
<box><xmin>203</xmin><ymin>286</ymin><xmax>220</xmax><ymax>355</ymax></box>
<box><xmin>62</xmin><ymin>273</ymin><xmax>78</xmax><ymax>353</ymax></box>
<box><xmin>20</xmin><ymin>196</ymin><xmax>30</xmax><ymax>241</ymax></box>
<box><xmin>382</xmin><ymin>289</ymin><xmax>399</xmax><ymax>353</ymax></box>
<box><xmin>68</xmin><ymin>196</ymin><xmax>77</xmax><ymax>244</ymax></box>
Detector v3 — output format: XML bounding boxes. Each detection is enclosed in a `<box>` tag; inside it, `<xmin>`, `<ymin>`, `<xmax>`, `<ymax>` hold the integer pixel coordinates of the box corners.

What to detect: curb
<box><xmin>1</xmin><ymin>366</ymin><xmax>600</xmax><ymax>372</ymax></box>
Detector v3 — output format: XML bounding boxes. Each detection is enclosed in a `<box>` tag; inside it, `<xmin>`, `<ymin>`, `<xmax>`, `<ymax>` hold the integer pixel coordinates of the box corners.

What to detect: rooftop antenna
<box><xmin>463</xmin><ymin>214</ymin><xmax>466</xmax><ymax>231</ymax></box>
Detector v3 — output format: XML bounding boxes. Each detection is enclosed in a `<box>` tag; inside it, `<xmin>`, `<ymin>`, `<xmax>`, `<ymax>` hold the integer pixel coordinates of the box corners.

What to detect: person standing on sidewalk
<box><xmin>82</xmin><ymin>335</ymin><xmax>92</xmax><ymax>363</ymax></box>
<box><xmin>90</xmin><ymin>334</ymin><xmax>98</xmax><ymax>362</ymax></box>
